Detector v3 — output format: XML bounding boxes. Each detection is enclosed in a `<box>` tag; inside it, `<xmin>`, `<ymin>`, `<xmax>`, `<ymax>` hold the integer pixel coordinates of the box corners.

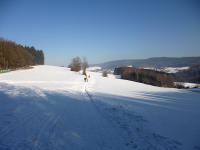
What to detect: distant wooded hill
<box><xmin>114</xmin><ymin>67</ymin><xmax>174</xmax><ymax>87</ymax></box>
<box><xmin>95</xmin><ymin>57</ymin><xmax>200</xmax><ymax>70</ymax></box>
<box><xmin>114</xmin><ymin>65</ymin><xmax>200</xmax><ymax>86</ymax></box>
<box><xmin>0</xmin><ymin>38</ymin><xmax>44</xmax><ymax>69</ymax></box>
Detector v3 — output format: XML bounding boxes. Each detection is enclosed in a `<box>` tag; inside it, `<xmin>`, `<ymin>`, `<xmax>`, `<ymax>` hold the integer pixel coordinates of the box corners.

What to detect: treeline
<box><xmin>0</xmin><ymin>38</ymin><xmax>44</xmax><ymax>69</ymax></box>
<box><xmin>24</xmin><ymin>46</ymin><xmax>44</xmax><ymax>65</ymax></box>
<box><xmin>114</xmin><ymin>67</ymin><xmax>174</xmax><ymax>87</ymax></box>
<box><xmin>174</xmin><ymin>65</ymin><xmax>200</xmax><ymax>84</ymax></box>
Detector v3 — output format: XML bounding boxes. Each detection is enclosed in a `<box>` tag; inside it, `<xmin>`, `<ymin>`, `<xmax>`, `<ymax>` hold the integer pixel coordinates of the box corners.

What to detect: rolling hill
<box><xmin>0</xmin><ymin>65</ymin><xmax>199</xmax><ymax>149</ymax></box>
<box><xmin>94</xmin><ymin>57</ymin><xmax>200</xmax><ymax>70</ymax></box>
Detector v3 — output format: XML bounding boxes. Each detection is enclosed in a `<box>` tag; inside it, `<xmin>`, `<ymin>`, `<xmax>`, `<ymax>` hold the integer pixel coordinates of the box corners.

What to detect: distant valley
<box><xmin>93</xmin><ymin>57</ymin><xmax>200</xmax><ymax>70</ymax></box>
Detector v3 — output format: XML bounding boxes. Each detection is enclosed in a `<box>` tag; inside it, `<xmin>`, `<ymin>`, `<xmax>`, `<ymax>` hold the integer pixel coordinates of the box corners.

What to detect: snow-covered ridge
<box><xmin>162</xmin><ymin>66</ymin><xmax>190</xmax><ymax>73</ymax></box>
<box><xmin>144</xmin><ymin>66</ymin><xmax>189</xmax><ymax>73</ymax></box>
<box><xmin>87</xmin><ymin>66</ymin><xmax>101</xmax><ymax>71</ymax></box>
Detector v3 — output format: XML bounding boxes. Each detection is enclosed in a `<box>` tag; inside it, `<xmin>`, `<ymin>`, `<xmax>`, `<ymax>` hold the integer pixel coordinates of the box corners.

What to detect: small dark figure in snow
<box><xmin>84</xmin><ymin>75</ymin><xmax>88</xmax><ymax>82</ymax></box>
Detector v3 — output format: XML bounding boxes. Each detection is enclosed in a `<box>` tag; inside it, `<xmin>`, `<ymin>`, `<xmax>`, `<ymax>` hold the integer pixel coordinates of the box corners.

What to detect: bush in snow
<box><xmin>102</xmin><ymin>71</ymin><xmax>108</xmax><ymax>77</ymax></box>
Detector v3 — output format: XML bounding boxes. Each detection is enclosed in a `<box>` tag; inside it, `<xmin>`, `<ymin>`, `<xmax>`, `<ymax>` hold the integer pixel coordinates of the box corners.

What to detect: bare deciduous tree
<box><xmin>70</xmin><ymin>57</ymin><xmax>82</xmax><ymax>72</ymax></box>
<box><xmin>82</xmin><ymin>57</ymin><xmax>88</xmax><ymax>75</ymax></box>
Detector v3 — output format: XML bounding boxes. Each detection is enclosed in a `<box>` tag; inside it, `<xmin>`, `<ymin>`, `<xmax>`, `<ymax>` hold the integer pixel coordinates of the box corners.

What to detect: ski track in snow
<box><xmin>85</xmin><ymin>87</ymin><xmax>182</xmax><ymax>150</ymax></box>
<box><xmin>0</xmin><ymin>65</ymin><xmax>200</xmax><ymax>150</ymax></box>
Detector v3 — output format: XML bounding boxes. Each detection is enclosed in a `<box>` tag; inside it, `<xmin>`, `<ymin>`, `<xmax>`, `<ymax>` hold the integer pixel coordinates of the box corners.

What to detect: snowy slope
<box><xmin>0</xmin><ymin>65</ymin><xmax>200</xmax><ymax>150</ymax></box>
<box><xmin>87</xmin><ymin>72</ymin><xmax>200</xmax><ymax>150</ymax></box>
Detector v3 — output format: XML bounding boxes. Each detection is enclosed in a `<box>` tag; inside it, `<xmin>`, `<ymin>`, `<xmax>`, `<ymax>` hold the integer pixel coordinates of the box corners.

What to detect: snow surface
<box><xmin>174</xmin><ymin>82</ymin><xmax>200</xmax><ymax>88</ymax></box>
<box><xmin>163</xmin><ymin>66</ymin><xmax>190</xmax><ymax>73</ymax></box>
<box><xmin>0</xmin><ymin>65</ymin><xmax>200</xmax><ymax>150</ymax></box>
<box><xmin>182</xmin><ymin>82</ymin><xmax>200</xmax><ymax>88</ymax></box>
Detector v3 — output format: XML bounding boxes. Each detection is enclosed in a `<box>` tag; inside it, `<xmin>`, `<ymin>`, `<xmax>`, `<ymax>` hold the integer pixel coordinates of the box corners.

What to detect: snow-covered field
<box><xmin>144</xmin><ymin>66</ymin><xmax>189</xmax><ymax>73</ymax></box>
<box><xmin>87</xmin><ymin>66</ymin><xmax>102</xmax><ymax>72</ymax></box>
<box><xmin>162</xmin><ymin>66</ymin><xmax>189</xmax><ymax>73</ymax></box>
<box><xmin>0</xmin><ymin>65</ymin><xmax>199</xmax><ymax>150</ymax></box>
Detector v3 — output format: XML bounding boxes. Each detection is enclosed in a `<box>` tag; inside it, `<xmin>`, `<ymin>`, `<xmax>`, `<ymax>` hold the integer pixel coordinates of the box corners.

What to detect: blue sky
<box><xmin>0</xmin><ymin>0</ymin><xmax>200</xmax><ymax>65</ymax></box>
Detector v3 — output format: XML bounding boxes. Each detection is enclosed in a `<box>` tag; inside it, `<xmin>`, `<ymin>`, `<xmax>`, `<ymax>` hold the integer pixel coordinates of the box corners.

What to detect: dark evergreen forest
<box><xmin>0</xmin><ymin>38</ymin><xmax>44</xmax><ymax>69</ymax></box>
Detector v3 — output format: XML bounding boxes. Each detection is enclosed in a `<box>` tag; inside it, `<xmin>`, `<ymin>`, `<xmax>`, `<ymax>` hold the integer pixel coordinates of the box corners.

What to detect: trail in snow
<box><xmin>87</xmin><ymin>71</ymin><xmax>200</xmax><ymax>150</ymax></box>
<box><xmin>85</xmin><ymin>84</ymin><xmax>182</xmax><ymax>150</ymax></box>
<box><xmin>0</xmin><ymin>65</ymin><xmax>199</xmax><ymax>150</ymax></box>
<box><xmin>0</xmin><ymin>66</ymin><xmax>128</xmax><ymax>150</ymax></box>
<box><xmin>0</xmin><ymin>84</ymin><xmax>130</xmax><ymax>150</ymax></box>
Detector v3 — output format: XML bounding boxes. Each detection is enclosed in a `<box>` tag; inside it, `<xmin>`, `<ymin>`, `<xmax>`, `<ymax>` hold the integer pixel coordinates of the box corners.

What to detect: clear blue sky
<box><xmin>0</xmin><ymin>0</ymin><xmax>200</xmax><ymax>65</ymax></box>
